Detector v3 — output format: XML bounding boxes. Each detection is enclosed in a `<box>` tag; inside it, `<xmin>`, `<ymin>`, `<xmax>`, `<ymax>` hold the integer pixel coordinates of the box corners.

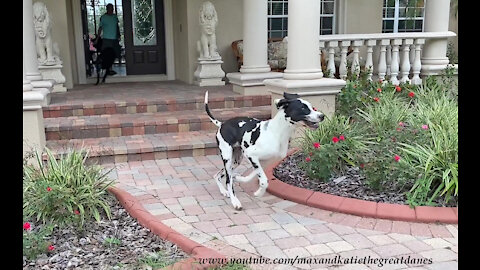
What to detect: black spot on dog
<box><xmin>243</xmin><ymin>141</ymin><xmax>249</xmax><ymax>148</ymax></box>
<box><xmin>219</xmin><ymin>117</ymin><xmax>260</xmax><ymax>147</ymax></box>
<box><xmin>248</xmin><ymin>157</ymin><xmax>259</xmax><ymax>169</ymax></box>
<box><xmin>250</xmin><ymin>126</ymin><xmax>261</xmax><ymax>145</ymax></box>
<box><xmin>282</xmin><ymin>100</ymin><xmax>312</xmax><ymax>122</ymax></box>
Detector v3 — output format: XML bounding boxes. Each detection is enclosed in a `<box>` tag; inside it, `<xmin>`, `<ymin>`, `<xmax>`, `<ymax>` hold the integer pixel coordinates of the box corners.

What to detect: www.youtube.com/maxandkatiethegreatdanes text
<box><xmin>197</xmin><ymin>255</ymin><xmax>433</xmax><ymax>267</ymax></box>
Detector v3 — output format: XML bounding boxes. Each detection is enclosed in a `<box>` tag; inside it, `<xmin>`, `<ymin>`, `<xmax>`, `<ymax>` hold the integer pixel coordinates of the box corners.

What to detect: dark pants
<box><xmin>101</xmin><ymin>39</ymin><xmax>121</xmax><ymax>60</ymax></box>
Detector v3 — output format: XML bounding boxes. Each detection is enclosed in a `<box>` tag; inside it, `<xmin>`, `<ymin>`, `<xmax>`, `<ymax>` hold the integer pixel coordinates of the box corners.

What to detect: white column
<box><xmin>264</xmin><ymin>0</ymin><xmax>345</xmax><ymax>126</ymax></box>
<box><xmin>23</xmin><ymin>58</ymin><xmax>33</xmax><ymax>92</ymax></box>
<box><xmin>227</xmin><ymin>0</ymin><xmax>282</xmax><ymax>95</ymax></box>
<box><xmin>240</xmin><ymin>0</ymin><xmax>270</xmax><ymax>73</ymax></box>
<box><xmin>421</xmin><ymin>0</ymin><xmax>451</xmax><ymax>75</ymax></box>
<box><xmin>283</xmin><ymin>0</ymin><xmax>323</xmax><ymax>80</ymax></box>
<box><xmin>23</xmin><ymin>57</ymin><xmax>46</xmax><ymax>161</ymax></box>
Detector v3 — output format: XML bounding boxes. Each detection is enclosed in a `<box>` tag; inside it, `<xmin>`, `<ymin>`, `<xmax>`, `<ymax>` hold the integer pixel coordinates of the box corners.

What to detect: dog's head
<box><xmin>275</xmin><ymin>92</ymin><xmax>325</xmax><ymax>129</ymax></box>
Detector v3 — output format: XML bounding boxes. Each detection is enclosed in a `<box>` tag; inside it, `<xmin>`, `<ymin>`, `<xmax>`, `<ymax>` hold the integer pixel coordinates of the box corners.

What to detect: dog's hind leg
<box><xmin>214</xmin><ymin>168</ymin><xmax>229</xmax><ymax>198</ymax></box>
<box><xmin>217</xmin><ymin>139</ymin><xmax>242</xmax><ymax>210</ymax></box>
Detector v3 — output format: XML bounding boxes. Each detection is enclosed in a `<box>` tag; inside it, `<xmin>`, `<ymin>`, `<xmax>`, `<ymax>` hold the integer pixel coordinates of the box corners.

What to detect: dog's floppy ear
<box><xmin>275</xmin><ymin>98</ymin><xmax>290</xmax><ymax>109</ymax></box>
<box><xmin>283</xmin><ymin>92</ymin><xmax>300</xmax><ymax>100</ymax></box>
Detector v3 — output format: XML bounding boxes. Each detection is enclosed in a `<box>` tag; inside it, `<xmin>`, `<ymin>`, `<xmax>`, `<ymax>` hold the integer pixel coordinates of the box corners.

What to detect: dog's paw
<box><xmin>254</xmin><ymin>187</ymin><xmax>266</xmax><ymax>197</ymax></box>
<box><xmin>231</xmin><ymin>197</ymin><xmax>243</xmax><ymax>211</ymax></box>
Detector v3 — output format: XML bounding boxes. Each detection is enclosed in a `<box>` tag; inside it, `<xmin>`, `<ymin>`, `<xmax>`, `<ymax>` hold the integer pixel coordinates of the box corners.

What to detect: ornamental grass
<box><xmin>23</xmin><ymin>148</ymin><xmax>115</xmax><ymax>228</ymax></box>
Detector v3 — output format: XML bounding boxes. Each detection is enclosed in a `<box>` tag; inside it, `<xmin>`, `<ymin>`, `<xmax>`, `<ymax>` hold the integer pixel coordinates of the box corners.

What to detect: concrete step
<box><xmin>44</xmin><ymin>106</ymin><xmax>272</xmax><ymax>140</ymax></box>
<box><xmin>45</xmin><ymin>130</ymin><xmax>220</xmax><ymax>164</ymax></box>
<box><xmin>43</xmin><ymin>94</ymin><xmax>271</xmax><ymax>118</ymax></box>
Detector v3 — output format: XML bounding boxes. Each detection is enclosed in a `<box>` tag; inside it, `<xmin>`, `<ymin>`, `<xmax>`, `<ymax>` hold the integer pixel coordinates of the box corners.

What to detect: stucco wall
<box><xmin>343</xmin><ymin>0</ymin><xmax>383</xmax><ymax>34</ymax></box>
<box><xmin>174</xmin><ymin>0</ymin><xmax>243</xmax><ymax>84</ymax></box>
<box><xmin>33</xmin><ymin>0</ymin><xmax>75</xmax><ymax>89</ymax></box>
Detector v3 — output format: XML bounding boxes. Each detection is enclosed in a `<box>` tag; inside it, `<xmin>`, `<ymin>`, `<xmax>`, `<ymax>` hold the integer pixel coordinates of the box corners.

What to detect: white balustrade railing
<box><xmin>318</xmin><ymin>31</ymin><xmax>456</xmax><ymax>85</ymax></box>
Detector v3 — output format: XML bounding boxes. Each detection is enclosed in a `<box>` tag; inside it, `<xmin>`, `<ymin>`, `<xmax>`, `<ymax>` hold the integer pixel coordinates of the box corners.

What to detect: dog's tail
<box><xmin>204</xmin><ymin>91</ymin><xmax>222</xmax><ymax>127</ymax></box>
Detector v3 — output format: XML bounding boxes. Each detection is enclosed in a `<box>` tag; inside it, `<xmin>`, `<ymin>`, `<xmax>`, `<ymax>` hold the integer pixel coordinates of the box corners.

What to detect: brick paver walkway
<box><xmin>105</xmin><ymin>155</ymin><xmax>458</xmax><ymax>270</ymax></box>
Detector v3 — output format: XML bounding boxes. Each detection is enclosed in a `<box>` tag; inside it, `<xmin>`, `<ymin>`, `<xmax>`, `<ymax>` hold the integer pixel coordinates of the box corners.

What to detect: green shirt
<box><xmin>99</xmin><ymin>14</ymin><xmax>119</xmax><ymax>40</ymax></box>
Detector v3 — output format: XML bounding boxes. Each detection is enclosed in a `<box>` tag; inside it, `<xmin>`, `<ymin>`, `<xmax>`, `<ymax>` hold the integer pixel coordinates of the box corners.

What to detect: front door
<box><xmin>122</xmin><ymin>0</ymin><xmax>166</xmax><ymax>75</ymax></box>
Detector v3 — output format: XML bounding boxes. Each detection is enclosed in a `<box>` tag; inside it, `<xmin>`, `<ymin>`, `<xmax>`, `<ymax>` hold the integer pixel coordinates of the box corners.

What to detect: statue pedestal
<box><xmin>193</xmin><ymin>58</ymin><xmax>225</xmax><ymax>87</ymax></box>
<box><xmin>38</xmin><ymin>64</ymin><xmax>66</xmax><ymax>92</ymax></box>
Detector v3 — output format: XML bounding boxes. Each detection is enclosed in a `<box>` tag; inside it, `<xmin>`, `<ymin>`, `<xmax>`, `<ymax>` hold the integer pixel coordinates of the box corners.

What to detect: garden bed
<box><xmin>23</xmin><ymin>194</ymin><xmax>187</xmax><ymax>270</ymax></box>
<box><xmin>274</xmin><ymin>151</ymin><xmax>457</xmax><ymax>207</ymax></box>
<box><xmin>273</xmin><ymin>70</ymin><xmax>458</xmax><ymax>210</ymax></box>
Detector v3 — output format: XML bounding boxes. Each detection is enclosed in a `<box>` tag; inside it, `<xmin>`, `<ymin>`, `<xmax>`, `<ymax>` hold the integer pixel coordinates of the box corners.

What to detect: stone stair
<box><xmin>44</xmin><ymin>94</ymin><xmax>272</xmax><ymax>164</ymax></box>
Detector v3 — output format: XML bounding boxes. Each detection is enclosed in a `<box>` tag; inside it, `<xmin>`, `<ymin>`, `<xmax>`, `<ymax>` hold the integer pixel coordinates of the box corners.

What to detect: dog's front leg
<box><xmin>245</xmin><ymin>156</ymin><xmax>269</xmax><ymax>197</ymax></box>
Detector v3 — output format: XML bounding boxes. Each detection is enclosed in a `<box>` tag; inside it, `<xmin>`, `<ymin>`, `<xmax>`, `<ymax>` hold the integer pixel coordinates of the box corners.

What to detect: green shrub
<box><xmin>23</xmin><ymin>222</ymin><xmax>55</xmax><ymax>260</ymax></box>
<box><xmin>299</xmin><ymin>70</ymin><xmax>458</xmax><ymax>206</ymax></box>
<box><xmin>23</xmin><ymin>148</ymin><xmax>115</xmax><ymax>228</ymax></box>
<box><xmin>300</xmin><ymin>115</ymin><xmax>373</xmax><ymax>180</ymax></box>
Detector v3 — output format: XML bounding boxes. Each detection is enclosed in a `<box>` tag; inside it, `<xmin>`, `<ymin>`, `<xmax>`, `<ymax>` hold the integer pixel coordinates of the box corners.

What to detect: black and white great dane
<box><xmin>205</xmin><ymin>91</ymin><xmax>325</xmax><ymax>210</ymax></box>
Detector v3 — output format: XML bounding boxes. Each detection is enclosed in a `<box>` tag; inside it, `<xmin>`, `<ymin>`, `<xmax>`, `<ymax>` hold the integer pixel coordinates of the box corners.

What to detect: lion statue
<box><xmin>197</xmin><ymin>1</ymin><xmax>220</xmax><ymax>60</ymax></box>
<box><xmin>33</xmin><ymin>2</ymin><xmax>61</xmax><ymax>66</ymax></box>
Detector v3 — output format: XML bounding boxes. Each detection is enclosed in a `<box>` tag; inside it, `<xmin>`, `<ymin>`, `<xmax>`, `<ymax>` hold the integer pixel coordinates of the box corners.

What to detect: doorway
<box><xmin>80</xmin><ymin>0</ymin><xmax>166</xmax><ymax>78</ymax></box>
<box><xmin>81</xmin><ymin>0</ymin><xmax>127</xmax><ymax>77</ymax></box>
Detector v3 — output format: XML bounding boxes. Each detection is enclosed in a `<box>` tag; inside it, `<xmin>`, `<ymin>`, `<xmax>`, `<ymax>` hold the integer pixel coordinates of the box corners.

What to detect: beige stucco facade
<box><xmin>33</xmin><ymin>0</ymin><xmax>458</xmax><ymax>88</ymax></box>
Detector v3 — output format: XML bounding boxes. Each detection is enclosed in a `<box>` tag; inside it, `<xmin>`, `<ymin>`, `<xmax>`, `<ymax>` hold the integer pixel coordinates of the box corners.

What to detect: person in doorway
<box><xmin>97</xmin><ymin>3</ymin><xmax>121</xmax><ymax>75</ymax></box>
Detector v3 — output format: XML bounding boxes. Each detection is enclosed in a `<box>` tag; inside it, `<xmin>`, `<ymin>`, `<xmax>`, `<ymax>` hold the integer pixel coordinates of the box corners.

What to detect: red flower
<box><xmin>360</xmin><ymin>163</ymin><xmax>365</xmax><ymax>169</ymax></box>
<box><xmin>46</xmin><ymin>187</ymin><xmax>52</xmax><ymax>192</ymax></box>
<box><xmin>394</xmin><ymin>155</ymin><xmax>401</xmax><ymax>162</ymax></box>
<box><xmin>23</xmin><ymin>222</ymin><xmax>31</xmax><ymax>231</ymax></box>
<box><xmin>74</xmin><ymin>210</ymin><xmax>80</xmax><ymax>215</ymax></box>
<box><xmin>422</xmin><ymin>124</ymin><xmax>429</xmax><ymax>130</ymax></box>
<box><xmin>398</xmin><ymin>122</ymin><xmax>405</xmax><ymax>127</ymax></box>
<box><xmin>408</xmin><ymin>91</ymin><xmax>415</xmax><ymax>98</ymax></box>
<box><xmin>313</xmin><ymin>142</ymin><xmax>321</xmax><ymax>149</ymax></box>
<box><xmin>395</xmin><ymin>85</ymin><xmax>402</xmax><ymax>92</ymax></box>
<box><xmin>332</xmin><ymin>137</ymin><xmax>339</xmax><ymax>143</ymax></box>
<box><xmin>305</xmin><ymin>157</ymin><xmax>311</xmax><ymax>162</ymax></box>
<box><xmin>308</xmin><ymin>152</ymin><xmax>313</xmax><ymax>156</ymax></box>
<box><xmin>396</xmin><ymin>127</ymin><xmax>402</xmax><ymax>132</ymax></box>
<box><xmin>373</xmin><ymin>97</ymin><xmax>380</xmax><ymax>102</ymax></box>
<box><xmin>339</xmin><ymin>135</ymin><xmax>345</xmax><ymax>141</ymax></box>
<box><xmin>48</xmin><ymin>245</ymin><xmax>55</xmax><ymax>251</ymax></box>
<box><xmin>377</xmin><ymin>88</ymin><xmax>382</xmax><ymax>93</ymax></box>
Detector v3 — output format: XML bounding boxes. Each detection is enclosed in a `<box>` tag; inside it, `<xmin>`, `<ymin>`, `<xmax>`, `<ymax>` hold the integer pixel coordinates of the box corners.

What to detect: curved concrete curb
<box><xmin>108</xmin><ymin>187</ymin><xmax>226</xmax><ymax>270</ymax></box>
<box><xmin>266</xmin><ymin>149</ymin><xmax>458</xmax><ymax>224</ymax></box>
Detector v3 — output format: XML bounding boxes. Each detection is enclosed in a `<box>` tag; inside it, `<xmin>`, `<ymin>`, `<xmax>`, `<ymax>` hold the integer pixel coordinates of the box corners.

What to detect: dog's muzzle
<box><xmin>303</xmin><ymin>113</ymin><xmax>324</xmax><ymax>129</ymax></box>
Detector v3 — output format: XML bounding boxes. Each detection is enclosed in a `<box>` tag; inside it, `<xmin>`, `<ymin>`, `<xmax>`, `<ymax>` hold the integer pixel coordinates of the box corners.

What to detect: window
<box><xmin>382</xmin><ymin>0</ymin><xmax>425</xmax><ymax>33</ymax></box>
<box><xmin>267</xmin><ymin>0</ymin><xmax>336</xmax><ymax>39</ymax></box>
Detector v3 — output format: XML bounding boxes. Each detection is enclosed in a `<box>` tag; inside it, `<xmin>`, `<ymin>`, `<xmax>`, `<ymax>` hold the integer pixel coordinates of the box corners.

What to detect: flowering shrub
<box><xmin>23</xmin><ymin>148</ymin><xmax>115</xmax><ymax>228</ymax></box>
<box><xmin>23</xmin><ymin>221</ymin><xmax>55</xmax><ymax>260</ymax></box>
<box><xmin>301</xmin><ymin>69</ymin><xmax>458</xmax><ymax>206</ymax></box>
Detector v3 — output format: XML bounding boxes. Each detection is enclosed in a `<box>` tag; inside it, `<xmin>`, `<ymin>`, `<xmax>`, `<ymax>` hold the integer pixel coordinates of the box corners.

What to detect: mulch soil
<box><xmin>23</xmin><ymin>194</ymin><xmax>187</xmax><ymax>270</ymax></box>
